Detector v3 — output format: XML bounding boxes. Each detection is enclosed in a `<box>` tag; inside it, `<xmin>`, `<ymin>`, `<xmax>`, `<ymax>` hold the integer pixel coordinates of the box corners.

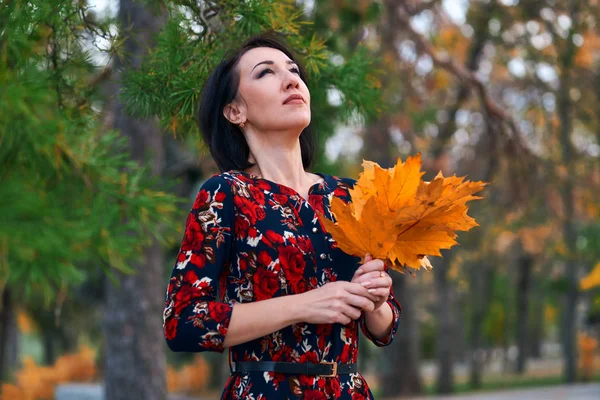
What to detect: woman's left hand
<box><xmin>350</xmin><ymin>253</ymin><xmax>392</xmax><ymax>312</ymax></box>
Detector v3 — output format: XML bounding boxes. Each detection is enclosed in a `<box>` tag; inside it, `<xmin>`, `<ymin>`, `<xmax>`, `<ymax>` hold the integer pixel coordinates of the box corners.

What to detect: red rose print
<box><xmin>255</xmin><ymin>205</ymin><xmax>266</xmax><ymax>221</ymax></box>
<box><xmin>291</xmin><ymin>278</ymin><xmax>307</xmax><ymax>294</ymax></box>
<box><xmin>333</xmin><ymin>187</ymin><xmax>347</xmax><ymax>197</ymax></box>
<box><xmin>258</xmin><ymin>250</ymin><xmax>272</xmax><ymax>266</ymax></box>
<box><xmin>164</xmin><ymin>317</ymin><xmax>178</xmax><ymax>340</ymax></box>
<box><xmin>208</xmin><ymin>302</ymin><xmax>231</xmax><ymax>323</ymax></box>
<box><xmin>299</xmin><ymin>351</ymin><xmax>318</xmax><ymax>364</ymax></box>
<box><xmin>234</xmin><ymin>197</ymin><xmax>257</xmax><ymax>224</ymax></box>
<box><xmin>264</xmin><ymin>230</ymin><xmax>284</xmax><ymax>247</ymax></box>
<box><xmin>273</xmin><ymin>194</ymin><xmax>288</xmax><ymax>205</ymax></box>
<box><xmin>309</xmin><ymin>194</ymin><xmax>324</xmax><ymax>214</ymax></box>
<box><xmin>214</xmin><ymin>191</ymin><xmax>227</xmax><ymax>203</ymax></box>
<box><xmin>181</xmin><ymin>215</ymin><xmax>204</xmax><ymax>251</ymax></box>
<box><xmin>256</xmin><ymin>180</ymin><xmax>271</xmax><ymax>191</ymax></box>
<box><xmin>279</xmin><ymin>246</ymin><xmax>305</xmax><ymax>285</ymax></box>
<box><xmin>238</xmin><ymin>258</ymin><xmax>247</xmax><ymax>272</ymax></box>
<box><xmin>279</xmin><ymin>186</ymin><xmax>296</xmax><ymax>196</ymax></box>
<box><xmin>235</xmin><ymin>215</ymin><xmax>250</xmax><ymax>237</ymax></box>
<box><xmin>164</xmin><ymin>174</ymin><xmax>402</xmax><ymax>398</ymax></box>
<box><xmin>299</xmin><ymin>374</ymin><xmax>315</xmax><ymax>387</ymax></box>
<box><xmin>190</xmin><ymin>253</ymin><xmax>206</xmax><ymax>268</ymax></box>
<box><xmin>253</xmin><ymin>267</ymin><xmax>279</xmax><ymax>301</ymax></box>
<box><xmin>192</xmin><ymin>189</ymin><xmax>209</xmax><ymax>209</ymax></box>
<box><xmin>184</xmin><ymin>270</ymin><xmax>199</xmax><ymax>284</ymax></box>
<box><xmin>303</xmin><ymin>390</ymin><xmax>328</xmax><ymax>400</ymax></box>
<box><xmin>327</xmin><ymin>378</ymin><xmax>341</xmax><ymax>398</ymax></box>
<box><xmin>173</xmin><ymin>284</ymin><xmax>202</xmax><ymax>315</ymax></box>
<box><xmin>247</xmin><ymin>226</ymin><xmax>258</xmax><ymax>239</ymax></box>
<box><xmin>296</xmin><ymin>236</ymin><xmax>314</xmax><ymax>253</ymax></box>
<box><xmin>249</xmin><ymin>186</ymin><xmax>265</xmax><ymax>203</ymax></box>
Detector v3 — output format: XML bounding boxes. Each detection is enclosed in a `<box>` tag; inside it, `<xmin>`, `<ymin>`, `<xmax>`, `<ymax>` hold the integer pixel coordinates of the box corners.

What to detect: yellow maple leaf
<box><xmin>318</xmin><ymin>153</ymin><xmax>486</xmax><ymax>274</ymax></box>
<box><xmin>581</xmin><ymin>262</ymin><xmax>600</xmax><ymax>291</ymax></box>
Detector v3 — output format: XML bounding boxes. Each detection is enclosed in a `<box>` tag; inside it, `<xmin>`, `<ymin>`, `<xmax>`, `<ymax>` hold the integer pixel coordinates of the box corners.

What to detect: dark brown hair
<box><xmin>196</xmin><ymin>32</ymin><xmax>316</xmax><ymax>173</ymax></box>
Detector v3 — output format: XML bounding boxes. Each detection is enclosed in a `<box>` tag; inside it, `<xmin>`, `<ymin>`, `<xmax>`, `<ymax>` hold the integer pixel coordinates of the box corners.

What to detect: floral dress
<box><xmin>163</xmin><ymin>170</ymin><xmax>401</xmax><ymax>399</ymax></box>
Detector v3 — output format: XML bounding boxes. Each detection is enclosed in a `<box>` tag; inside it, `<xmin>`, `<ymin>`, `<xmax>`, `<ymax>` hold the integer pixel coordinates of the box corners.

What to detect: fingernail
<box><xmin>368</xmin><ymin>289</ymin><xmax>376</xmax><ymax>293</ymax></box>
<box><xmin>361</xmin><ymin>281</ymin><xmax>371</xmax><ymax>287</ymax></box>
<box><xmin>356</xmin><ymin>269</ymin><xmax>363</xmax><ymax>274</ymax></box>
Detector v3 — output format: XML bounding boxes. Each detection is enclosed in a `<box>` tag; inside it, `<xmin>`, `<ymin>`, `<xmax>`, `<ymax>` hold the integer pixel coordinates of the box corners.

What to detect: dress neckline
<box><xmin>231</xmin><ymin>170</ymin><xmax>329</xmax><ymax>201</ymax></box>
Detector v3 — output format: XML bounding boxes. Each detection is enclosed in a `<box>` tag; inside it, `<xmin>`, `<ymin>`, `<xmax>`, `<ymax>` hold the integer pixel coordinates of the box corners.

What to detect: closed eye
<box><xmin>258</xmin><ymin>67</ymin><xmax>301</xmax><ymax>78</ymax></box>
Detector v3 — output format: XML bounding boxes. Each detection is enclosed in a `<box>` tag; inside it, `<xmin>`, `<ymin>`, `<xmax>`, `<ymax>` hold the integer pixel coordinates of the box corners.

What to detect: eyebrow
<box><xmin>251</xmin><ymin>60</ymin><xmax>297</xmax><ymax>74</ymax></box>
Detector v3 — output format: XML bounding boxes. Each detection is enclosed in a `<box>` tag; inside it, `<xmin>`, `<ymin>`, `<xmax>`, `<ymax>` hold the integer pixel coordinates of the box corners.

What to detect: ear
<box><xmin>223</xmin><ymin>102</ymin><xmax>246</xmax><ymax>125</ymax></box>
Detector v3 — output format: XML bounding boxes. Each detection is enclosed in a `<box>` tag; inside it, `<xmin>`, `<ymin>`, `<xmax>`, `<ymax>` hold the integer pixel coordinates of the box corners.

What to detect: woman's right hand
<box><xmin>296</xmin><ymin>281</ymin><xmax>378</xmax><ymax>325</ymax></box>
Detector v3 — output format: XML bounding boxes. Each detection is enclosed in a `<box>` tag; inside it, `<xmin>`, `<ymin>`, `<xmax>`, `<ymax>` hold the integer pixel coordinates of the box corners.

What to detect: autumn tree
<box><xmin>0</xmin><ymin>0</ymin><xmax>179</xmax><ymax>383</ymax></box>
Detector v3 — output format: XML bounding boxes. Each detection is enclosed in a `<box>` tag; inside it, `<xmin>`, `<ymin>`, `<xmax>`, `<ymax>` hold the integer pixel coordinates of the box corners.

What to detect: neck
<box><xmin>244</xmin><ymin>131</ymin><xmax>311</xmax><ymax>189</ymax></box>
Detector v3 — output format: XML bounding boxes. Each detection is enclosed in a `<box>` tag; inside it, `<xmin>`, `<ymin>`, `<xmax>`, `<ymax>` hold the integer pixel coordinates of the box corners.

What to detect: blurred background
<box><xmin>0</xmin><ymin>0</ymin><xmax>599</xmax><ymax>399</ymax></box>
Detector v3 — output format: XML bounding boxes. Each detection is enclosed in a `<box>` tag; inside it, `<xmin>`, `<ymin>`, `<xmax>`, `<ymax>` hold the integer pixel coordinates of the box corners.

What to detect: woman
<box><xmin>163</xmin><ymin>32</ymin><xmax>401</xmax><ymax>399</ymax></box>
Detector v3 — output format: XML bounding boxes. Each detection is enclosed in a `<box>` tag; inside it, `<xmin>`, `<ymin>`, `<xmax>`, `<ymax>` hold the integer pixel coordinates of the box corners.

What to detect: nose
<box><xmin>284</xmin><ymin>69</ymin><xmax>300</xmax><ymax>90</ymax></box>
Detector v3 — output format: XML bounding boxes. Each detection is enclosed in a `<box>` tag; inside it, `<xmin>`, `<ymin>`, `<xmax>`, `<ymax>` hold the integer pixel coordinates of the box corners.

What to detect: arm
<box><xmin>163</xmin><ymin>175</ymin><xmax>236</xmax><ymax>353</ymax></box>
<box><xmin>163</xmin><ymin>175</ymin><xmax>308</xmax><ymax>352</ymax></box>
<box><xmin>222</xmin><ymin>295</ymin><xmax>304</xmax><ymax>348</ymax></box>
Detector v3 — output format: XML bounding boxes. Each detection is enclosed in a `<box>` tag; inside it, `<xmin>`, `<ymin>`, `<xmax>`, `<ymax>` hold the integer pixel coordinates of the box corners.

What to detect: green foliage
<box><xmin>120</xmin><ymin>0</ymin><xmax>385</xmax><ymax>172</ymax></box>
<box><xmin>0</xmin><ymin>0</ymin><xmax>181</xmax><ymax>300</ymax></box>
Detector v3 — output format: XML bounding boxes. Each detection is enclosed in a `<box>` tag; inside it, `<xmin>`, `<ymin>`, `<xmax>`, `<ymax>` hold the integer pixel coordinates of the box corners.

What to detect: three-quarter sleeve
<box><xmin>163</xmin><ymin>175</ymin><xmax>236</xmax><ymax>353</ymax></box>
<box><xmin>358</xmin><ymin>265</ymin><xmax>401</xmax><ymax>347</ymax></box>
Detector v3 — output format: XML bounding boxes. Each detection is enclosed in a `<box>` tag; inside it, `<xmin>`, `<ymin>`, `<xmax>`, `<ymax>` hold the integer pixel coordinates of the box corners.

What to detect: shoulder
<box><xmin>326</xmin><ymin>174</ymin><xmax>357</xmax><ymax>202</ymax></box>
<box><xmin>334</xmin><ymin>176</ymin><xmax>357</xmax><ymax>188</ymax></box>
<box><xmin>194</xmin><ymin>173</ymin><xmax>239</xmax><ymax>206</ymax></box>
<box><xmin>199</xmin><ymin>172</ymin><xmax>235</xmax><ymax>191</ymax></box>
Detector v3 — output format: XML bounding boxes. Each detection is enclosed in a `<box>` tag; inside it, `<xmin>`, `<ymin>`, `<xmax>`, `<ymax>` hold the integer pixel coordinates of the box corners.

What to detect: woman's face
<box><xmin>225</xmin><ymin>47</ymin><xmax>311</xmax><ymax>135</ymax></box>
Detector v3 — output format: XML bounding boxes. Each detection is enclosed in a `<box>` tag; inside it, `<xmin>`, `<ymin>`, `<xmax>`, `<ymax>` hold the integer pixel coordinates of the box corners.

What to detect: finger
<box><xmin>341</xmin><ymin>304</ymin><xmax>363</xmax><ymax>321</ymax></box>
<box><xmin>345</xmin><ymin>283</ymin><xmax>380</xmax><ymax>303</ymax></box>
<box><xmin>367</xmin><ymin>287</ymin><xmax>389</xmax><ymax>297</ymax></box>
<box><xmin>343</xmin><ymin>295</ymin><xmax>373</xmax><ymax>315</ymax></box>
<box><xmin>359</xmin><ymin>258</ymin><xmax>385</xmax><ymax>274</ymax></box>
<box><xmin>355</xmin><ymin>253</ymin><xmax>374</xmax><ymax>277</ymax></box>
<box><xmin>357</xmin><ymin>272</ymin><xmax>391</xmax><ymax>288</ymax></box>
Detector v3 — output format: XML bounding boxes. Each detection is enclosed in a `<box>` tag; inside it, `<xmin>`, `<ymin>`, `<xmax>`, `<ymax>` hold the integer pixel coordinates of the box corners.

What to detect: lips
<box><xmin>283</xmin><ymin>94</ymin><xmax>305</xmax><ymax>104</ymax></box>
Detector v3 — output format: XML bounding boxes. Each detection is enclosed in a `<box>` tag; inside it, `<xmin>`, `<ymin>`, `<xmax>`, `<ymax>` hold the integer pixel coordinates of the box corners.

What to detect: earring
<box><xmin>239</xmin><ymin>121</ymin><xmax>245</xmax><ymax>128</ymax></box>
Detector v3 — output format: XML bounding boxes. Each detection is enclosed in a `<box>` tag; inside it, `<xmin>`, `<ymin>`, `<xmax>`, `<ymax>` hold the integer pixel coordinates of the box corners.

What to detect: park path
<box><xmin>391</xmin><ymin>383</ymin><xmax>600</xmax><ymax>400</ymax></box>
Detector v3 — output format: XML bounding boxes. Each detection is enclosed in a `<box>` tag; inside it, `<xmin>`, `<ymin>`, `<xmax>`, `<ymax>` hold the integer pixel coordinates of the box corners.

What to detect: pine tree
<box><xmin>120</xmin><ymin>0</ymin><xmax>385</xmax><ymax>174</ymax></box>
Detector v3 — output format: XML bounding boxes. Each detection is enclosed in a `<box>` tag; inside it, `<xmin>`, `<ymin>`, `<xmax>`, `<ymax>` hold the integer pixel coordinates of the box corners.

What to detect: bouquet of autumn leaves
<box><xmin>317</xmin><ymin>153</ymin><xmax>487</xmax><ymax>274</ymax></box>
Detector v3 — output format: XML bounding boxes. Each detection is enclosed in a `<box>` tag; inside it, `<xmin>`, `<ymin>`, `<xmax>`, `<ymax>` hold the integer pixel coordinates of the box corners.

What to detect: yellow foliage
<box><xmin>578</xmin><ymin>332</ymin><xmax>598</xmax><ymax>379</ymax></box>
<box><xmin>544</xmin><ymin>304</ymin><xmax>557</xmax><ymax>325</ymax></box>
<box><xmin>519</xmin><ymin>225</ymin><xmax>553</xmax><ymax>255</ymax></box>
<box><xmin>581</xmin><ymin>262</ymin><xmax>600</xmax><ymax>291</ymax></box>
<box><xmin>574</xmin><ymin>32</ymin><xmax>600</xmax><ymax>67</ymax></box>
<box><xmin>0</xmin><ymin>346</ymin><xmax>97</xmax><ymax>400</ymax></box>
<box><xmin>17</xmin><ymin>311</ymin><xmax>36</xmax><ymax>334</ymax></box>
<box><xmin>167</xmin><ymin>355</ymin><xmax>211</xmax><ymax>395</ymax></box>
<box><xmin>317</xmin><ymin>153</ymin><xmax>486</xmax><ymax>274</ymax></box>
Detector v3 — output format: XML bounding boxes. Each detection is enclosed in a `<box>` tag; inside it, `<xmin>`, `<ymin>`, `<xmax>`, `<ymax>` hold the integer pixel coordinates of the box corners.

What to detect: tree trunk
<box><xmin>0</xmin><ymin>287</ymin><xmax>18</xmax><ymax>382</ymax></box>
<box><xmin>556</xmin><ymin>10</ymin><xmax>580</xmax><ymax>381</ymax></box>
<box><xmin>469</xmin><ymin>261</ymin><xmax>495</xmax><ymax>388</ymax></box>
<box><xmin>380</xmin><ymin>275</ymin><xmax>423</xmax><ymax>396</ymax></box>
<box><xmin>434</xmin><ymin>255</ymin><xmax>455</xmax><ymax>394</ymax></box>
<box><xmin>529</xmin><ymin>284</ymin><xmax>544</xmax><ymax>359</ymax></box>
<box><xmin>516</xmin><ymin>253</ymin><xmax>533</xmax><ymax>374</ymax></box>
<box><xmin>102</xmin><ymin>1</ymin><xmax>167</xmax><ymax>399</ymax></box>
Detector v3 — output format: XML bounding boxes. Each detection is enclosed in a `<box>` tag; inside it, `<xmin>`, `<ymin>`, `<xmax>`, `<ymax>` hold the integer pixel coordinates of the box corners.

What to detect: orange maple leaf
<box><xmin>318</xmin><ymin>153</ymin><xmax>487</xmax><ymax>274</ymax></box>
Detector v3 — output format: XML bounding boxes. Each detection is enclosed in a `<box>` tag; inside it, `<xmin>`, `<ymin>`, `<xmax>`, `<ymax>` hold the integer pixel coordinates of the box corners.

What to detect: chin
<box><xmin>273</xmin><ymin>117</ymin><xmax>311</xmax><ymax>133</ymax></box>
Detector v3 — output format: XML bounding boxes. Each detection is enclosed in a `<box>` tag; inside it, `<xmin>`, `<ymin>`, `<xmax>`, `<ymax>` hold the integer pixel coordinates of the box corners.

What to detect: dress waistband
<box><xmin>232</xmin><ymin>361</ymin><xmax>357</xmax><ymax>377</ymax></box>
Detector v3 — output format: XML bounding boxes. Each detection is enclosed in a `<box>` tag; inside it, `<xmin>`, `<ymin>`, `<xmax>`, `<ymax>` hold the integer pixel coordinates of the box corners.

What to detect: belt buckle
<box><xmin>319</xmin><ymin>361</ymin><xmax>337</xmax><ymax>378</ymax></box>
